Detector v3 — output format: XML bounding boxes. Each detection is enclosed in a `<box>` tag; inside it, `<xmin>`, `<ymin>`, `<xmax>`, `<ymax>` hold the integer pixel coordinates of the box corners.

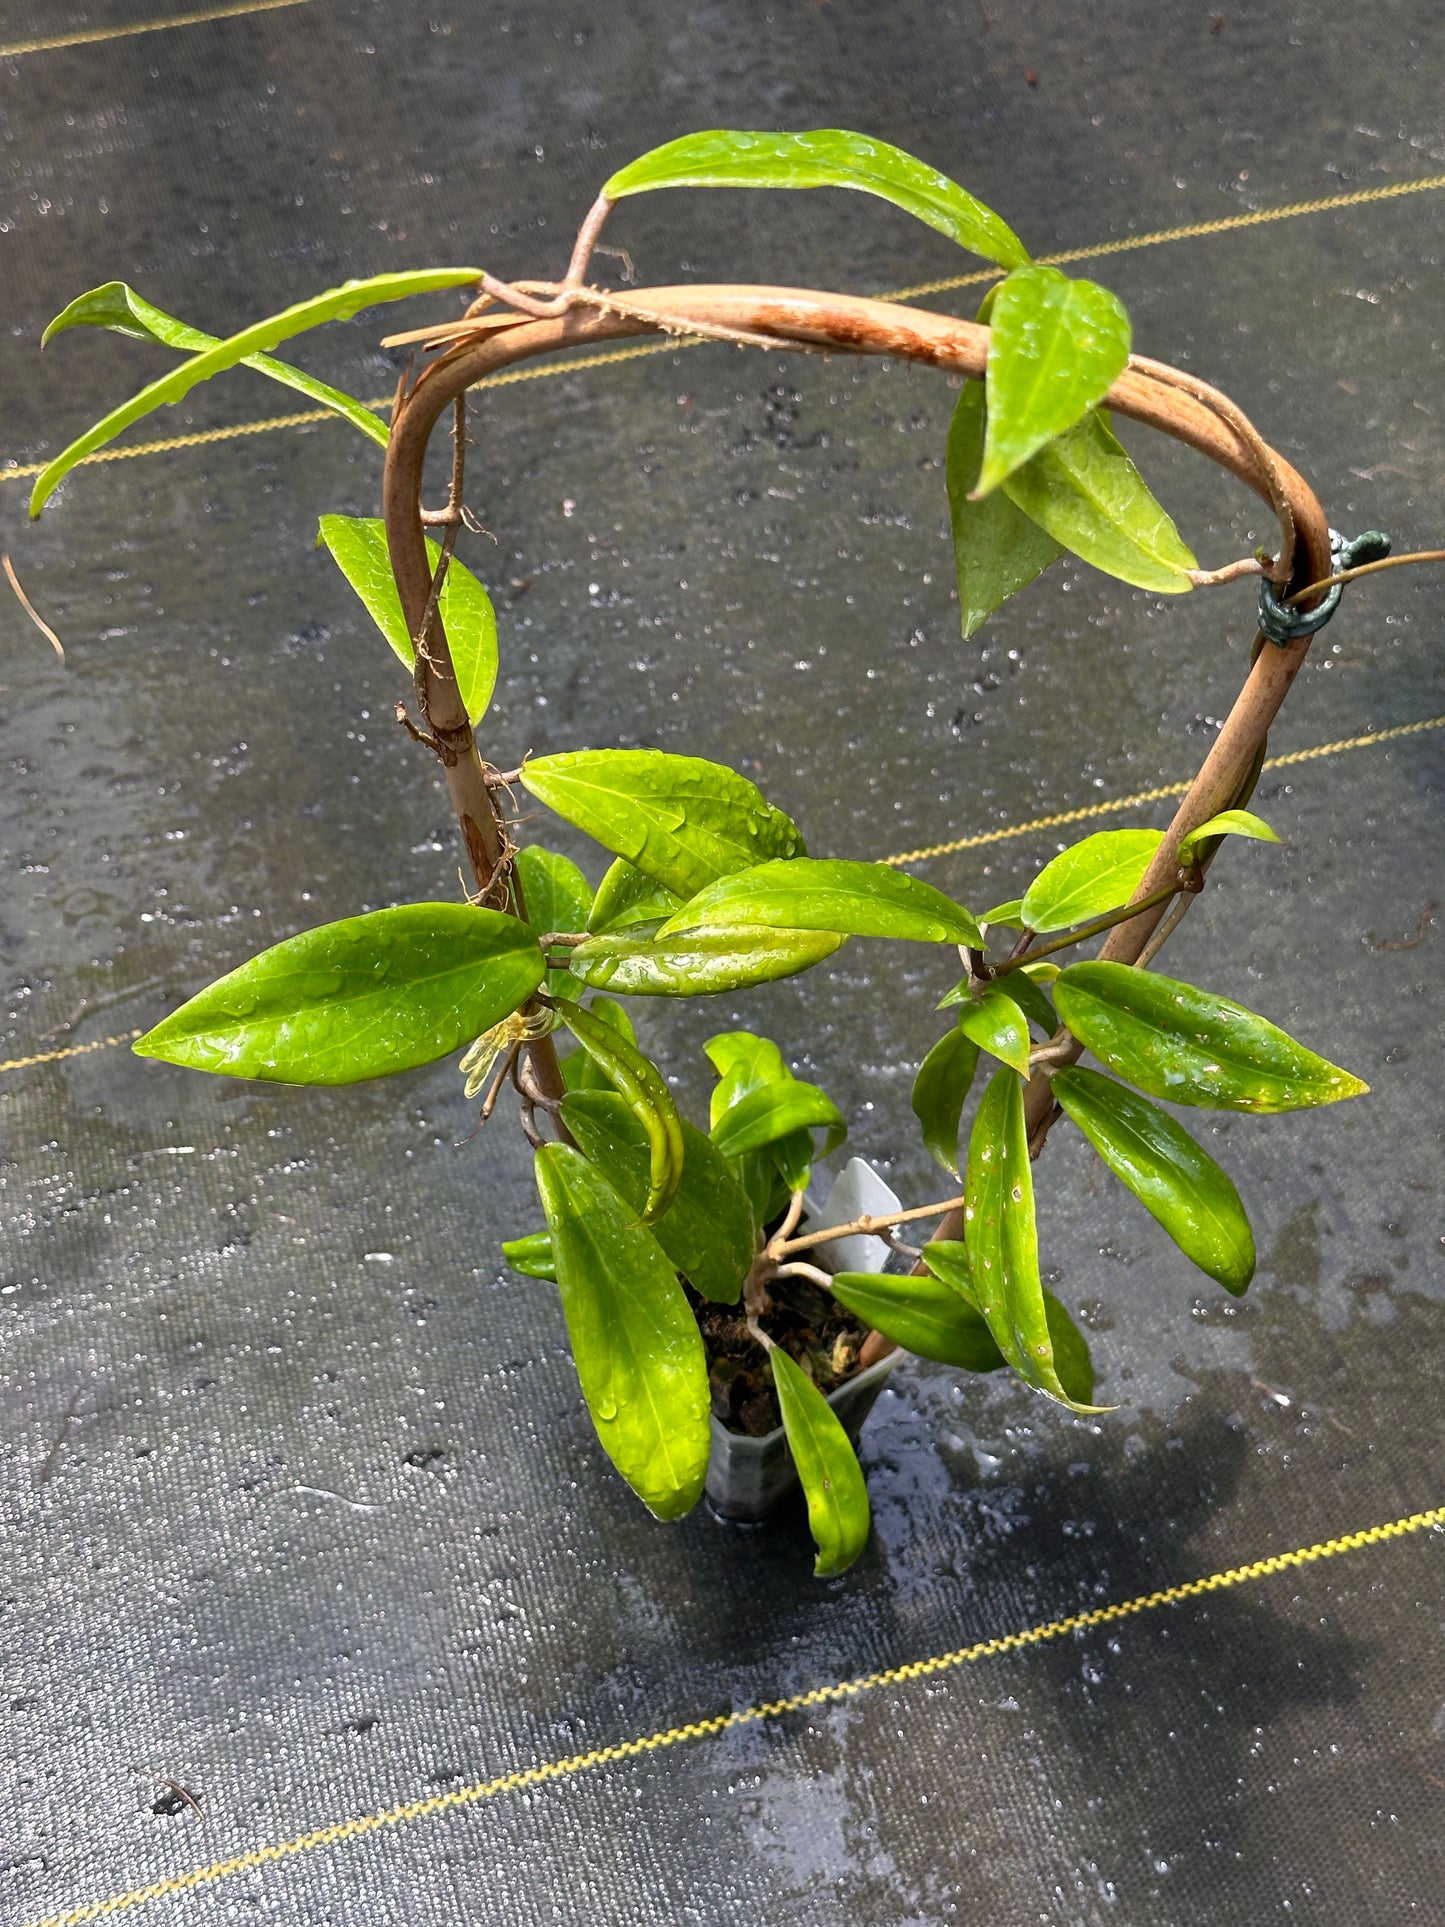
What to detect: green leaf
<box><xmin>660</xmin><ymin>857</ymin><xmax>981</xmax><ymax>947</ymax></box>
<box><xmin>1053</xmin><ymin>962</ymin><xmax>1370</xmax><ymax>1113</ymax></box>
<box><xmin>560</xmin><ymin>994</ymin><xmax>637</xmax><ymax>1091</ymax></box>
<box><xmin>767</xmin><ymin>1344</ymin><xmax>872</xmax><ymax>1577</ymax></box>
<box><xmin>587</xmin><ymin>857</ymin><xmax>684</xmax><ymax>934</ymax></box>
<box><xmin>1052</xmin><ymin>1067</ymin><xmax>1255</xmax><ymax>1292</ymax></box>
<box><xmin>710</xmin><ymin>1079</ymin><xmax>846</xmax><ymax>1165</ymax></box>
<box><xmin>1001</xmin><ymin>409</ymin><xmax>1198</xmax><ymax>594</ymax></box>
<box><xmin>134</xmin><ymin>904</ymin><xmax>543</xmax><ymax>1085</ymax></box>
<box><xmin>830</xmin><ymin>1268</ymin><xmax>1004</xmax><ymax>1373</ymax></box>
<box><xmin>1178</xmin><ymin>807</ymin><xmax>1281</xmax><ymax>861</ymax></box>
<box><xmin>502</xmin><ymin>1231</ymin><xmax>556</xmax><ymax>1280</ymax></box>
<box><xmin>535</xmin><ymin>1144</ymin><xmax>710</xmax><ymax>1520</ymax></box>
<box><xmin>991</xmin><ymin>969</ymin><xmax>1057</xmax><ymax>1039</ymax></box>
<box><xmin>1021</xmin><ymin>828</ymin><xmax>1164</xmax><ymax>933</ymax></box>
<box><xmin>561</xmin><ymin>1003</ymin><xmax>684</xmax><ymax>1222</ymax></box>
<box><xmin>910</xmin><ymin>1028</ymin><xmax>980</xmax><ymax>1177</ymax></box>
<box><xmin>31</xmin><ymin>267</ymin><xmax>482</xmax><ymax>517</ymax></box>
<box><xmin>562</xmin><ymin>1090</ymin><xmax>755</xmax><ymax>1305</ymax></box>
<box><xmin>705</xmin><ymin>1029</ymin><xmax>792</xmax><ymax>1128</ymax></box>
<box><xmin>981</xmin><ymin>896</ymin><xmax>1026</xmax><ymax>930</ymax></box>
<box><xmin>946</xmin><ymin>380</ymin><xmax>1063</xmax><ymax>638</ymax></box>
<box><xmin>514</xmin><ymin>845</ymin><xmax>593</xmax><ymax>996</ymax></box>
<box><xmin>521</xmin><ymin>749</ymin><xmax>805</xmax><ymax>899</ymax></box>
<box><xmin>949</xmin><ymin>984</ymin><xmax>1033</xmax><ymax>1077</ymax></box>
<box><xmin>604</xmin><ymin>128</ymin><xmax>1030</xmax><ymax>270</ymax></box>
<box><xmin>568</xmin><ymin>924</ymin><xmax>843</xmax><ymax>997</ymax></box>
<box><xmin>975</xmin><ymin>267</ymin><xmax>1131</xmax><ymax>495</ymax></box>
<box><xmin>964</xmin><ymin>1067</ymin><xmax>1106</xmax><ymax>1410</ymax></box>
<box><xmin>317</xmin><ymin>516</ymin><xmax>498</xmax><ymax>726</ymax></box>
<box><xmin>923</xmin><ymin>1241</ymin><xmax>1095</xmax><ymax>1404</ymax></box>
<box><xmin>44</xmin><ymin>280</ymin><xmax>389</xmax><ymax>450</ymax></box>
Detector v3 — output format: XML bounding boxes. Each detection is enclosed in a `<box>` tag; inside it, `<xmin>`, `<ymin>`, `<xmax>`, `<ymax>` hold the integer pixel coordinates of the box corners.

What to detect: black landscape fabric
<box><xmin>2</xmin><ymin>2</ymin><xmax>1442</xmax><ymax>1922</ymax></box>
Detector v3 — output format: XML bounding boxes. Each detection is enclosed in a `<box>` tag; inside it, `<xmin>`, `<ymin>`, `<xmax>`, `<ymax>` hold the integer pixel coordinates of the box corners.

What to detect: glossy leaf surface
<box><xmin>710</xmin><ymin>1079</ymin><xmax>846</xmax><ymax>1164</ymax></box>
<box><xmin>1021</xmin><ymin>828</ymin><xmax>1165</xmax><ymax>933</ymax></box>
<box><xmin>946</xmin><ymin>380</ymin><xmax>1062</xmax><ymax>638</ymax></box>
<box><xmin>965</xmin><ymin>1068</ymin><xmax>1104</xmax><ymax>1409</ymax></box>
<box><xmin>514</xmin><ymin>845</ymin><xmax>593</xmax><ymax>996</ymax></box>
<box><xmin>975</xmin><ymin>268</ymin><xmax>1131</xmax><ymax>495</ymax></box>
<box><xmin>501</xmin><ymin>1231</ymin><xmax>556</xmax><ymax>1280</ymax></box>
<box><xmin>134</xmin><ymin>905</ymin><xmax>543</xmax><ymax>1085</ymax></box>
<box><xmin>1178</xmin><ymin>808</ymin><xmax>1280</xmax><ymax>860</ymax></box>
<box><xmin>562</xmin><ymin>1003</ymin><xmax>684</xmax><ymax>1221</ymax></box>
<box><xmin>605</xmin><ymin>129</ymin><xmax>1030</xmax><ymax>269</ymax></box>
<box><xmin>560</xmin><ymin>994</ymin><xmax>637</xmax><ymax>1092</ymax></box>
<box><xmin>830</xmin><ymin>1268</ymin><xmax>1003</xmax><ymax>1373</ymax></box>
<box><xmin>587</xmin><ymin>857</ymin><xmax>683</xmax><ymax>934</ymax></box>
<box><xmin>981</xmin><ymin>896</ymin><xmax>1026</xmax><ymax>930</ymax></box>
<box><xmin>910</xmin><ymin>1028</ymin><xmax>980</xmax><ymax>1176</ymax></box>
<box><xmin>44</xmin><ymin>281</ymin><xmax>388</xmax><ymax>448</ymax></box>
<box><xmin>768</xmin><ymin>1345</ymin><xmax>872</xmax><ymax>1576</ymax></box>
<box><xmin>535</xmin><ymin>1144</ymin><xmax>709</xmax><ymax>1520</ymax></box>
<box><xmin>521</xmin><ymin>749</ymin><xmax>804</xmax><ymax>899</ymax></box>
<box><xmin>705</xmin><ymin>1029</ymin><xmax>791</xmax><ymax>1128</ymax></box>
<box><xmin>568</xmin><ymin>924</ymin><xmax>842</xmax><ymax>997</ymax></box>
<box><xmin>1053</xmin><ymin>962</ymin><xmax>1369</xmax><ymax>1113</ymax></box>
<box><xmin>317</xmin><ymin>516</ymin><xmax>498</xmax><ymax>725</ymax></box>
<box><xmin>950</xmin><ymin>984</ymin><xmax>1033</xmax><ymax>1076</ymax></box>
<box><xmin>562</xmin><ymin>1090</ymin><xmax>755</xmax><ymax>1305</ymax></box>
<box><xmin>1002</xmin><ymin>409</ymin><xmax>1198</xmax><ymax>593</ymax></box>
<box><xmin>31</xmin><ymin>267</ymin><xmax>482</xmax><ymax>516</ymax></box>
<box><xmin>923</xmin><ymin>1240</ymin><xmax>1095</xmax><ymax>1404</ymax></box>
<box><xmin>1052</xmin><ymin>1067</ymin><xmax>1255</xmax><ymax>1292</ymax></box>
<box><xmin>992</xmin><ymin>968</ymin><xmax>1057</xmax><ymax>1039</ymax></box>
<box><xmin>662</xmin><ymin>856</ymin><xmax>980</xmax><ymax>947</ymax></box>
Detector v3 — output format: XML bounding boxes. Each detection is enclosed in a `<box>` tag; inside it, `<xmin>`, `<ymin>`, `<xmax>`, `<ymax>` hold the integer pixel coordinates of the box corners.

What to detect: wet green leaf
<box><xmin>561</xmin><ymin>1003</ymin><xmax>684</xmax><ymax>1222</ymax></box>
<box><xmin>1001</xmin><ymin>409</ymin><xmax>1198</xmax><ymax>593</ymax></box>
<box><xmin>521</xmin><ymin>749</ymin><xmax>804</xmax><ymax>899</ymax></box>
<box><xmin>949</xmin><ymin>984</ymin><xmax>1033</xmax><ymax>1076</ymax></box>
<box><xmin>981</xmin><ymin>897</ymin><xmax>1026</xmax><ymax>930</ymax></box>
<box><xmin>946</xmin><ymin>380</ymin><xmax>1063</xmax><ymax>638</ymax></box>
<box><xmin>830</xmin><ymin>1268</ymin><xmax>1003</xmax><ymax>1372</ymax></box>
<box><xmin>768</xmin><ymin>1344</ymin><xmax>872</xmax><ymax>1576</ymax></box>
<box><xmin>705</xmin><ymin>1029</ymin><xmax>792</xmax><ymax>1128</ymax></box>
<box><xmin>514</xmin><ymin>845</ymin><xmax>593</xmax><ymax>997</ymax></box>
<box><xmin>317</xmin><ymin>516</ymin><xmax>498</xmax><ymax>725</ymax></box>
<box><xmin>134</xmin><ymin>904</ymin><xmax>543</xmax><ymax>1085</ymax></box>
<box><xmin>910</xmin><ymin>1028</ymin><xmax>980</xmax><ymax>1176</ymax></box>
<box><xmin>1053</xmin><ymin>962</ymin><xmax>1370</xmax><ymax>1113</ymax></box>
<box><xmin>535</xmin><ymin>1143</ymin><xmax>709</xmax><ymax>1520</ymax></box>
<box><xmin>709</xmin><ymin>1079</ymin><xmax>847</xmax><ymax>1165</ymax></box>
<box><xmin>992</xmin><ymin>968</ymin><xmax>1057</xmax><ymax>1039</ymax></box>
<box><xmin>502</xmin><ymin>1231</ymin><xmax>556</xmax><ymax>1280</ymax></box>
<box><xmin>1021</xmin><ymin>828</ymin><xmax>1165</xmax><ymax>933</ymax></box>
<box><xmin>587</xmin><ymin>857</ymin><xmax>684</xmax><ymax>934</ymax></box>
<box><xmin>31</xmin><ymin>267</ymin><xmax>482</xmax><ymax>516</ymax></box>
<box><xmin>563</xmin><ymin>1090</ymin><xmax>755</xmax><ymax>1305</ymax></box>
<box><xmin>605</xmin><ymin>129</ymin><xmax>1030</xmax><ymax>269</ymax></box>
<box><xmin>44</xmin><ymin>280</ymin><xmax>388</xmax><ymax>449</ymax></box>
<box><xmin>662</xmin><ymin>857</ymin><xmax>980</xmax><ymax>946</ymax></box>
<box><xmin>1178</xmin><ymin>807</ymin><xmax>1280</xmax><ymax>861</ymax></box>
<box><xmin>560</xmin><ymin>994</ymin><xmax>637</xmax><ymax>1092</ymax></box>
<box><xmin>923</xmin><ymin>1241</ymin><xmax>1095</xmax><ymax>1404</ymax></box>
<box><xmin>568</xmin><ymin>924</ymin><xmax>843</xmax><ymax>997</ymax></box>
<box><xmin>965</xmin><ymin>1067</ymin><xmax>1106</xmax><ymax>1410</ymax></box>
<box><xmin>1052</xmin><ymin>1066</ymin><xmax>1255</xmax><ymax>1292</ymax></box>
<box><xmin>975</xmin><ymin>267</ymin><xmax>1131</xmax><ymax>495</ymax></box>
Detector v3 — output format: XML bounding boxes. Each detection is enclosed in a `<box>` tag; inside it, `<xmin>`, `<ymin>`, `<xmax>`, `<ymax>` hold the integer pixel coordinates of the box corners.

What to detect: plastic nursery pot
<box><xmin>707</xmin><ymin>1156</ymin><xmax>904</xmax><ymax>1523</ymax></box>
<box><xmin>705</xmin><ymin>1348</ymin><xmax>902</xmax><ymax>1523</ymax></box>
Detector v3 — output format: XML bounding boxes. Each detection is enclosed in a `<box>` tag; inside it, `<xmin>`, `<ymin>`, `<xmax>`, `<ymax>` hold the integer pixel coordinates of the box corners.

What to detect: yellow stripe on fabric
<box><xmin>0</xmin><ymin>1028</ymin><xmax>141</xmax><ymax>1075</ymax></box>
<box><xmin>0</xmin><ymin>0</ymin><xmax>317</xmax><ymax>61</ymax></box>
<box><xmin>882</xmin><ymin>712</ymin><xmax>1445</xmax><ymax>866</ymax></box>
<box><xmin>26</xmin><ymin>1504</ymin><xmax>1443</xmax><ymax>1926</ymax></box>
<box><xmin>3</xmin><ymin>172</ymin><xmax>1442</xmax><ymax>486</ymax></box>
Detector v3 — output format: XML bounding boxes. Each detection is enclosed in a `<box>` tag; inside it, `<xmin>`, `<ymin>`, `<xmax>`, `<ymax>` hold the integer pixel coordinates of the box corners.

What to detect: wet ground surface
<box><xmin>2</xmin><ymin>2</ymin><xmax>1443</xmax><ymax>1921</ymax></box>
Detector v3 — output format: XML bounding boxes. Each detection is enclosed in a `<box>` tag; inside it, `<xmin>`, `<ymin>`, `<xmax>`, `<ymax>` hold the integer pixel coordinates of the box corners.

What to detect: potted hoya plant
<box><xmin>32</xmin><ymin>129</ymin><xmax>1421</xmax><ymax>1574</ymax></box>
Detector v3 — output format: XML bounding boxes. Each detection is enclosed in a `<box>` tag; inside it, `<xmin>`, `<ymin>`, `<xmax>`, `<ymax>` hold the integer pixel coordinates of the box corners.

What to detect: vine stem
<box><xmin>381</xmin><ymin>272</ymin><xmax>1334</xmax><ymax>1318</ymax></box>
